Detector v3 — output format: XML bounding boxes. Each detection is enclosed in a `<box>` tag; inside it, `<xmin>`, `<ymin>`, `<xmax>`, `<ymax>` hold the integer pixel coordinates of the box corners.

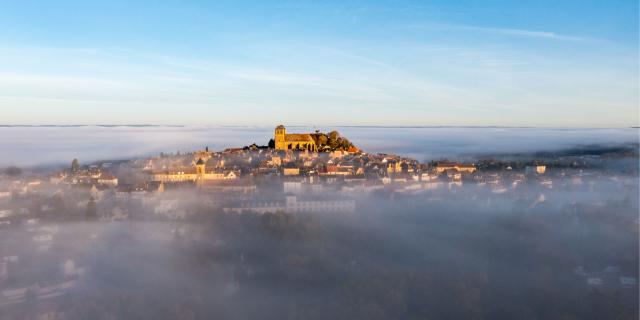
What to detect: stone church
<box><xmin>274</xmin><ymin>125</ymin><xmax>317</xmax><ymax>151</ymax></box>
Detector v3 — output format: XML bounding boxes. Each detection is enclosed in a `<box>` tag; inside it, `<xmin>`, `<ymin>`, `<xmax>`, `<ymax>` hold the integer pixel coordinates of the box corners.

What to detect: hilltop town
<box><xmin>2</xmin><ymin>126</ymin><xmax>638</xmax><ymax>219</ymax></box>
<box><xmin>17</xmin><ymin>125</ymin><xmax>568</xmax><ymax>216</ymax></box>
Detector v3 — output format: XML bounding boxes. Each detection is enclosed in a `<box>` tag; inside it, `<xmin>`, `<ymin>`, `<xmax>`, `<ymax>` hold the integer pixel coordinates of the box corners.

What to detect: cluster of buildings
<box><xmin>2</xmin><ymin>125</ymin><xmax>630</xmax><ymax>219</ymax></box>
<box><xmin>50</xmin><ymin>162</ymin><xmax>118</xmax><ymax>187</ymax></box>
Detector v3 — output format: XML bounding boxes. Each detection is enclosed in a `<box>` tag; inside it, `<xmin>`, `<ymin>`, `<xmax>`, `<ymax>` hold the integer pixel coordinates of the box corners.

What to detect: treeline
<box><xmin>311</xmin><ymin>130</ymin><xmax>356</xmax><ymax>152</ymax></box>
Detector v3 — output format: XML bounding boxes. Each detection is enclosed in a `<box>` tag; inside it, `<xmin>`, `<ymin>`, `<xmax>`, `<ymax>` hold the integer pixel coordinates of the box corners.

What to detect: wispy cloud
<box><xmin>316</xmin><ymin>46</ymin><xmax>398</xmax><ymax>71</ymax></box>
<box><xmin>409</xmin><ymin>24</ymin><xmax>590</xmax><ymax>42</ymax></box>
<box><xmin>225</xmin><ymin>69</ymin><xmax>328</xmax><ymax>87</ymax></box>
<box><xmin>455</xmin><ymin>25</ymin><xmax>586</xmax><ymax>41</ymax></box>
<box><xmin>0</xmin><ymin>40</ymin><xmax>634</xmax><ymax>126</ymax></box>
<box><xmin>0</xmin><ymin>73</ymin><xmax>121</xmax><ymax>88</ymax></box>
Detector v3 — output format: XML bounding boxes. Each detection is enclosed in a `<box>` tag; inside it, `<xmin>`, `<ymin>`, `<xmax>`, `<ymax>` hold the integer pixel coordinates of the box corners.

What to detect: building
<box><xmin>223</xmin><ymin>196</ymin><xmax>355</xmax><ymax>214</ymax></box>
<box><xmin>525</xmin><ymin>165</ymin><xmax>546</xmax><ymax>175</ymax></box>
<box><xmin>445</xmin><ymin>169</ymin><xmax>462</xmax><ymax>181</ymax></box>
<box><xmin>150</xmin><ymin>158</ymin><xmax>236</xmax><ymax>186</ymax></box>
<box><xmin>283</xmin><ymin>167</ymin><xmax>300</xmax><ymax>176</ymax></box>
<box><xmin>284</xmin><ymin>181</ymin><xmax>303</xmax><ymax>194</ymax></box>
<box><xmin>202</xmin><ymin>180</ymin><xmax>256</xmax><ymax>194</ymax></box>
<box><xmin>274</xmin><ymin>125</ymin><xmax>317</xmax><ymax>151</ymax></box>
<box><xmin>434</xmin><ymin>162</ymin><xmax>476</xmax><ymax>173</ymax></box>
<box><xmin>387</xmin><ymin>161</ymin><xmax>403</xmax><ymax>174</ymax></box>
<box><xmin>97</xmin><ymin>173</ymin><xmax>118</xmax><ymax>186</ymax></box>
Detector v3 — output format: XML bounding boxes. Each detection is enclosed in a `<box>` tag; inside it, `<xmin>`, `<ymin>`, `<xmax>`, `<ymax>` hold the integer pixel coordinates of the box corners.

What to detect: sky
<box><xmin>0</xmin><ymin>0</ymin><xmax>637</xmax><ymax>127</ymax></box>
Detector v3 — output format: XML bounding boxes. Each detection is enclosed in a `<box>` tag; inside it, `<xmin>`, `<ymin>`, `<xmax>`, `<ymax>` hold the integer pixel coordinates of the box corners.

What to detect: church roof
<box><xmin>153</xmin><ymin>167</ymin><xmax>197</xmax><ymax>174</ymax></box>
<box><xmin>285</xmin><ymin>134</ymin><xmax>314</xmax><ymax>142</ymax></box>
<box><xmin>276</xmin><ymin>125</ymin><xmax>285</xmax><ymax>130</ymax></box>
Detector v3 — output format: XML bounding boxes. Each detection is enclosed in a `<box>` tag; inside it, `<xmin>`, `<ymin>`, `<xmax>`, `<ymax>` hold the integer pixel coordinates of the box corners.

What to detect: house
<box><xmin>434</xmin><ymin>162</ymin><xmax>476</xmax><ymax>173</ymax></box>
<box><xmin>116</xmin><ymin>185</ymin><xmax>132</xmax><ymax>199</ymax></box>
<box><xmin>0</xmin><ymin>191</ymin><xmax>10</xmax><ymax>200</ymax></box>
<box><xmin>421</xmin><ymin>173</ymin><xmax>439</xmax><ymax>182</ymax></box>
<box><xmin>49</xmin><ymin>172</ymin><xmax>66</xmax><ymax>184</ymax></box>
<box><xmin>270</xmin><ymin>156</ymin><xmax>282</xmax><ymax>166</ymax></box>
<box><xmin>151</xmin><ymin>160</ymin><xmax>238</xmax><ymax>187</ymax></box>
<box><xmin>97</xmin><ymin>173</ymin><xmax>118</xmax><ymax>186</ymax></box>
<box><xmin>283</xmin><ymin>167</ymin><xmax>300</xmax><ymax>176</ymax></box>
<box><xmin>146</xmin><ymin>181</ymin><xmax>165</xmax><ymax>193</ymax></box>
<box><xmin>445</xmin><ymin>169</ymin><xmax>462</xmax><ymax>181</ymax></box>
<box><xmin>526</xmin><ymin>165</ymin><xmax>546</xmax><ymax>175</ymax></box>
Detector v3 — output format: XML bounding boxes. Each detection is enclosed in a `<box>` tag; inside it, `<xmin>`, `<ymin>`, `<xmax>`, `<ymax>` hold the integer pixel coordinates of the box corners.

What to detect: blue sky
<box><xmin>0</xmin><ymin>0</ymin><xmax>637</xmax><ymax>127</ymax></box>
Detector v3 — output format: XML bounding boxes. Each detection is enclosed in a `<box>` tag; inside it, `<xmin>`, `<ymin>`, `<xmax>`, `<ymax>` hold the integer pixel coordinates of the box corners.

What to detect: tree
<box><xmin>4</xmin><ymin>166</ymin><xmax>22</xmax><ymax>176</ymax></box>
<box><xmin>312</xmin><ymin>130</ymin><xmax>356</xmax><ymax>152</ymax></box>
<box><xmin>71</xmin><ymin>158</ymin><xmax>80</xmax><ymax>173</ymax></box>
<box><xmin>339</xmin><ymin>138</ymin><xmax>353</xmax><ymax>150</ymax></box>
<box><xmin>86</xmin><ymin>196</ymin><xmax>97</xmax><ymax>220</ymax></box>
<box><xmin>268</xmin><ymin>139</ymin><xmax>275</xmax><ymax>148</ymax></box>
<box><xmin>327</xmin><ymin>131</ymin><xmax>341</xmax><ymax>149</ymax></box>
<box><xmin>23</xmin><ymin>288</ymin><xmax>38</xmax><ymax>319</ymax></box>
<box><xmin>316</xmin><ymin>134</ymin><xmax>328</xmax><ymax>146</ymax></box>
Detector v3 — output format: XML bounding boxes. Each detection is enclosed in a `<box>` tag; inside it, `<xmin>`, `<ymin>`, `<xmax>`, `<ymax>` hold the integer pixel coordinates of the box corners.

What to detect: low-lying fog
<box><xmin>0</xmin><ymin>126</ymin><xmax>637</xmax><ymax>167</ymax></box>
<box><xmin>0</xmin><ymin>127</ymin><xmax>638</xmax><ymax>319</ymax></box>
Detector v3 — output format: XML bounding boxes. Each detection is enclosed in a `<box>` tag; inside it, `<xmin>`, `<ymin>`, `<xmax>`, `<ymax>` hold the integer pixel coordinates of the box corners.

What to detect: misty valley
<box><xmin>2</xmin><ymin>0</ymin><xmax>638</xmax><ymax>318</ymax></box>
<box><xmin>0</xmin><ymin>136</ymin><xmax>638</xmax><ymax>320</ymax></box>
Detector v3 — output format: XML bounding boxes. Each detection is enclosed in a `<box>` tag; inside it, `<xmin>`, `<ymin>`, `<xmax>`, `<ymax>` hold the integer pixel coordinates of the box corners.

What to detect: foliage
<box><xmin>312</xmin><ymin>130</ymin><xmax>355</xmax><ymax>151</ymax></box>
<box><xmin>4</xmin><ymin>166</ymin><xmax>22</xmax><ymax>176</ymax></box>
<box><xmin>86</xmin><ymin>196</ymin><xmax>97</xmax><ymax>220</ymax></box>
<box><xmin>71</xmin><ymin>158</ymin><xmax>80</xmax><ymax>172</ymax></box>
<box><xmin>261</xmin><ymin>211</ymin><xmax>321</xmax><ymax>240</ymax></box>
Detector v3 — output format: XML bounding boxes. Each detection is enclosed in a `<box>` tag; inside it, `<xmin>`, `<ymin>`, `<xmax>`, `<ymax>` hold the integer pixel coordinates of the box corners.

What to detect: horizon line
<box><xmin>0</xmin><ymin>124</ymin><xmax>638</xmax><ymax>130</ymax></box>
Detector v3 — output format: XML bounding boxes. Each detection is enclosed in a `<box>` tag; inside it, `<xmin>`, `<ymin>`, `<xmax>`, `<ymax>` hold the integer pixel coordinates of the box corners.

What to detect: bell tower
<box><xmin>195</xmin><ymin>158</ymin><xmax>205</xmax><ymax>187</ymax></box>
<box><xmin>274</xmin><ymin>125</ymin><xmax>286</xmax><ymax>150</ymax></box>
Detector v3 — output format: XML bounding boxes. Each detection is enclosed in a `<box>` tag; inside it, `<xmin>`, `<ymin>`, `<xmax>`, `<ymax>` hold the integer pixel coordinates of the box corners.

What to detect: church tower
<box><xmin>274</xmin><ymin>125</ymin><xmax>286</xmax><ymax>150</ymax></box>
<box><xmin>195</xmin><ymin>158</ymin><xmax>205</xmax><ymax>187</ymax></box>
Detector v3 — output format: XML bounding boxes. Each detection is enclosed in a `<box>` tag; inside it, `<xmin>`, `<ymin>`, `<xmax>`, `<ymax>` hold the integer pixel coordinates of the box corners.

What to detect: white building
<box><xmin>284</xmin><ymin>181</ymin><xmax>303</xmax><ymax>194</ymax></box>
<box><xmin>223</xmin><ymin>196</ymin><xmax>355</xmax><ymax>214</ymax></box>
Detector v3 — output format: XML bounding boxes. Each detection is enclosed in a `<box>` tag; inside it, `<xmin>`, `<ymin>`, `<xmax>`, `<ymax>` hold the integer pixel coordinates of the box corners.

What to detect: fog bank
<box><xmin>0</xmin><ymin>126</ymin><xmax>637</xmax><ymax>167</ymax></box>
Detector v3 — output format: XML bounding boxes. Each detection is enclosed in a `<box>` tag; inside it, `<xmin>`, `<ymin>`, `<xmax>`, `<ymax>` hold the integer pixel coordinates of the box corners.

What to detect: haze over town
<box><xmin>0</xmin><ymin>1</ymin><xmax>638</xmax><ymax>319</ymax></box>
<box><xmin>0</xmin><ymin>124</ymin><xmax>638</xmax><ymax>319</ymax></box>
